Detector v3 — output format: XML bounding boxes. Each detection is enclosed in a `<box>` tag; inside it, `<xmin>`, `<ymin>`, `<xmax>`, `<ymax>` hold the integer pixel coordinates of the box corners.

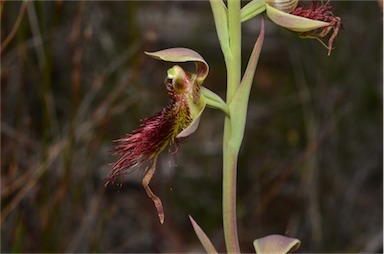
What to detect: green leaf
<box><xmin>240</xmin><ymin>0</ymin><xmax>266</xmax><ymax>23</ymax></box>
<box><xmin>228</xmin><ymin>19</ymin><xmax>264</xmax><ymax>150</ymax></box>
<box><xmin>189</xmin><ymin>215</ymin><xmax>218</xmax><ymax>254</ymax></box>
<box><xmin>209</xmin><ymin>0</ymin><xmax>231</xmax><ymax>56</ymax></box>
<box><xmin>253</xmin><ymin>234</ymin><xmax>301</xmax><ymax>254</ymax></box>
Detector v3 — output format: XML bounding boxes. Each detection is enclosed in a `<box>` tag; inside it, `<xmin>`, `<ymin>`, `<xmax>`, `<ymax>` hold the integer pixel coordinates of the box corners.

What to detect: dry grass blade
<box><xmin>1</xmin><ymin>122</ymin><xmax>38</xmax><ymax>196</ymax></box>
<box><xmin>0</xmin><ymin>0</ymin><xmax>27</xmax><ymax>53</ymax></box>
<box><xmin>1</xmin><ymin>140</ymin><xmax>66</xmax><ymax>222</ymax></box>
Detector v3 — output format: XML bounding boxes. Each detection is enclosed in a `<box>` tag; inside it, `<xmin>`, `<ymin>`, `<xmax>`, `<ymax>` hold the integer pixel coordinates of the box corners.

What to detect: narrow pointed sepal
<box><xmin>201</xmin><ymin>86</ymin><xmax>229</xmax><ymax>116</ymax></box>
<box><xmin>266</xmin><ymin>4</ymin><xmax>329</xmax><ymax>32</ymax></box>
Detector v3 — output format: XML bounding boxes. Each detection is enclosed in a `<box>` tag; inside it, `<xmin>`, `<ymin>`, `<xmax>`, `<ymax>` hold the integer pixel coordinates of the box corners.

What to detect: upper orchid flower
<box><xmin>266</xmin><ymin>0</ymin><xmax>342</xmax><ymax>55</ymax></box>
<box><xmin>241</xmin><ymin>0</ymin><xmax>342</xmax><ymax>55</ymax></box>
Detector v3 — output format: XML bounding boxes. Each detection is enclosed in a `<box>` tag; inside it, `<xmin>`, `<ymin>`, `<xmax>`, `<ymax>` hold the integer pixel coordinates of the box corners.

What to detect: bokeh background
<box><xmin>1</xmin><ymin>1</ymin><xmax>382</xmax><ymax>253</ymax></box>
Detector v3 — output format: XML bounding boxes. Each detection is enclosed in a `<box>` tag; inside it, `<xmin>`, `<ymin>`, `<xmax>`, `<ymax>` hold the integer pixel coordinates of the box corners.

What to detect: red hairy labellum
<box><xmin>106</xmin><ymin>97</ymin><xmax>190</xmax><ymax>184</ymax></box>
<box><xmin>291</xmin><ymin>1</ymin><xmax>334</xmax><ymax>21</ymax></box>
<box><xmin>106</xmin><ymin>76</ymin><xmax>192</xmax><ymax>185</ymax></box>
<box><xmin>291</xmin><ymin>1</ymin><xmax>342</xmax><ymax>55</ymax></box>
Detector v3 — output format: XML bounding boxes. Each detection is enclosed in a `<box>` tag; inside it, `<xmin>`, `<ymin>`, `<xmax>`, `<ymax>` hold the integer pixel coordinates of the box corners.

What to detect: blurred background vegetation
<box><xmin>1</xmin><ymin>1</ymin><xmax>382</xmax><ymax>253</ymax></box>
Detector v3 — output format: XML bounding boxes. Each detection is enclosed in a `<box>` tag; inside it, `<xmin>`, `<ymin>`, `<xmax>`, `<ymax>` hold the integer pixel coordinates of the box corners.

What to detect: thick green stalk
<box><xmin>222</xmin><ymin>0</ymin><xmax>242</xmax><ymax>253</ymax></box>
<box><xmin>210</xmin><ymin>0</ymin><xmax>263</xmax><ymax>253</ymax></box>
<box><xmin>226</xmin><ymin>0</ymin><xmax>241</xmax><ymax>103</ymax></box>
<box><xmin>222</xmin><ymin>123</ymin><xmax>241</xmax><ymax>253</ymax></box>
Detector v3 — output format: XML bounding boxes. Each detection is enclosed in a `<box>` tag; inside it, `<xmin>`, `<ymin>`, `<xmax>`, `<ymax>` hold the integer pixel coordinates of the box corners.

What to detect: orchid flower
<box><xmin>242</xmin><ymin>0</ymin><xmax>342</xmax><ymax>55</ymax></box>
<box><xmin>106</xmin><ymin>48</ymin><xmax>227</xmax><ymax>224</ymax></box>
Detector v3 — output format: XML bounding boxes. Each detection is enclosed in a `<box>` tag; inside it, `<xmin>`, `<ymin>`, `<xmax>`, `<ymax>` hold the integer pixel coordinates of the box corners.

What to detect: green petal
<box><xmin>176</xmin><ymin>96</ymin><xmax>206</xmax><ymax>138</ymax></box>
<box><xmin>145</xmin><ymin>48</ymin><xmax>209</xmax><ymax>85</ymax></box>
<box><xmin>266</xmin><ymin>4</ymin><xmax>329</xmax><ymax>32</ymax></box>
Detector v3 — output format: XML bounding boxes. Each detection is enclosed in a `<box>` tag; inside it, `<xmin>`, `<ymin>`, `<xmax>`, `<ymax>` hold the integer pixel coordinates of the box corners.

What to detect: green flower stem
<box><xmin>222</xmin><ymin>21</ymin><xmax>264</xmax><ymax>253</ymax></box>
<box><xmin>210</xmin><ymin>0</ymin><xmax>264</xmax><ymax>253</ymax></box>
<box><xmin>222</xmin><ymin>126</ymin><xmax>241</xmax><ymax>253</ymax></box>
<box><xmin>209</xmin><ymin>0</ymin><xmax>230</xmax><ymax>55</ymax></box>
<box><xmin>226</xmin><ymin>0</ymin><xmax>241</xmax><ymax>104</ymax></box>
<box><xmin>210</xmin><ymin>0</ymin><xmax>241</xmax><ymax>253</ymax></box>
<box><xmin>223</xmin><ymin>0</ymin><xmax>242</xmax><ymax>253</ymax></box>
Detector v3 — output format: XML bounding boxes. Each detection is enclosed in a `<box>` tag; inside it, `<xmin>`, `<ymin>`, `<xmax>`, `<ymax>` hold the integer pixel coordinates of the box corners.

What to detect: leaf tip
<box><xmin>253</xmin><ymin>234</ymin><xmax>301</xmax><ymax>254</ymax></box>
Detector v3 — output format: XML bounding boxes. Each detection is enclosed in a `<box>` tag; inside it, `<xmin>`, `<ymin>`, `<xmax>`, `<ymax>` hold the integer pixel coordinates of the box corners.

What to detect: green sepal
<box><xmin>201</xmin><ymin>86</ymin><xmax>230</xmax><ymax>116</ymax></box>
<box><xmin>145</xmin><ymin>48</ymin><xmax>209</xmax><ymax>85</ymax></box>
<box><xmin>266</xmin><ymin>4</ymin><xmax>329</xmax><ymax>32</ymax></box>
<box><xmin>240</xmin><ymin>0</ymin><xmax>266</xmax><ymax>23</ymax></box>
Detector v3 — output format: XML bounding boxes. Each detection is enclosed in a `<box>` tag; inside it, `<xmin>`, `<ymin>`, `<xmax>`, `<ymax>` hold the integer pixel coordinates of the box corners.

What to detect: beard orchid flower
<box><xmin>106</xmin><ymin>48</ymin><xmax>227</xmax><ymax>224</ymax></box>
